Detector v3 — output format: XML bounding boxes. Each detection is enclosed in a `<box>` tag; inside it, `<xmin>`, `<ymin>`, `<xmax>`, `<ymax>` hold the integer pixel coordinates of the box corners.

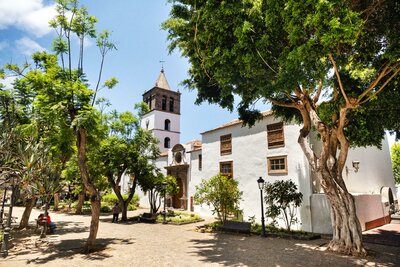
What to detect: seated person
<box><xmin>38</xmin><ymin>213</ymin><xmax>57</xmax><ymax>233</ymax></box>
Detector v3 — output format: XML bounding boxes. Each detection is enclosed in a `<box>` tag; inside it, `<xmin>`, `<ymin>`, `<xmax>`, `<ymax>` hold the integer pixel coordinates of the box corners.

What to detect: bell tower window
<box><xmin>164</xmin><ymin>119</ymin><xmax>171</xmax><ymax>131</ymax></box>
<box><xmin>169</xmin><ymin>97</ymin><xmax>174</xmax><ymax>112</ymax></box>
<box><xmin>162</xmin><ymin>96</ymin><xmax>167</xmax><ymax>111</ymax></box>
<box><xmin>164</xmin><ymin>137</ymin><xmax>171</xmax><ymax>148</ymax></box>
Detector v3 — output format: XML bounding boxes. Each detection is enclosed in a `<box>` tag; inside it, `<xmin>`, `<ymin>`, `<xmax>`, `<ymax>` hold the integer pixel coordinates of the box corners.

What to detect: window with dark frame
<box><xmin>162</xmin><ymin>95</ymin><xmax>167</xmax><ymax>110</ymax></box>
<box><xmin>164</xmin><ymin>137</ymin><xmax>170</xmax><ymax>148</ymax></box>
<box><xmin>198</xmin><ymin>154</ymin><xmax>202</xmax><ymax>171</ymax></box>
<box><xmin>220</xmin><ymin>161</ymin><xmax>233</xmax><ymax>178</ymax></box>
<box><xmin>267</xmin><ymin>156</ymin><xmax>288</xmax><ymax>174</ymax></box>
<box><xmin>267</xmin><ymin>122</ymin><xmax>285</xmax><ymax>148</ymax></box>
<box><xmin>164</xmin><ymin>119</ymin><xmax>171</xmax><ymax>131</ymax></box>
<box><xmin>169</xmin><ymin>97</ymin><xmax>174</xmax><ymax>112</ymax></box>
<box><xmin>220</xmin><ymin>134</ymin><xmax>232</xmax><ymax>155</ymax></box>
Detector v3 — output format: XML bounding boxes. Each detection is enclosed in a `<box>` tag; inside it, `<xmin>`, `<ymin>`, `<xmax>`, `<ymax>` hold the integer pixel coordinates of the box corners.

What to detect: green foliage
<box><xmin>102</xmin><ymin>193</ymin><xmax>139</xmax><ymax>210</ymax></box>
<box><xmin>194</xmin><ymin>174</ymin><xmax>243</xmax><ymax>223</ymax></box>
<box><xmin>100</xmin><ymin>205</ymin><xmax>111</xmax><ymax>213</ymax></box>
<box><xmin>164</xmin><ymin>0</ymin><xmax>400</xmax><ymax>145</ymax></box>
<box><xmin>391</xmin><ymin>143</ymin><xmax>400</xmax><ymax>185</ymax></box>
<box><xmin>156</xmin><ymin>211</ymin><xmax>202</xmax><ymax>224</ymax></box>
<box><xmin>264</xmin><ymin>180</ymin><xmax>303</xmax><ymax>231</ymax></box>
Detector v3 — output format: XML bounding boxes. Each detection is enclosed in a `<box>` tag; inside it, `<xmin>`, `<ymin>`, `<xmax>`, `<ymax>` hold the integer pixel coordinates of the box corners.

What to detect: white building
<box><xmin>132</xmin><ymin>70</ymin><xmax>397</xmax><ymax>234</ymax></box>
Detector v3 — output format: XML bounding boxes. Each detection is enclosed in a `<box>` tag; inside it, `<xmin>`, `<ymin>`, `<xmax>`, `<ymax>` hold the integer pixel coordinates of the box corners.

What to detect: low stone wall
<box><xmin>310</xmin><ymin>193</ymin><xmax>388</xmax><ymax>234</ymax></box>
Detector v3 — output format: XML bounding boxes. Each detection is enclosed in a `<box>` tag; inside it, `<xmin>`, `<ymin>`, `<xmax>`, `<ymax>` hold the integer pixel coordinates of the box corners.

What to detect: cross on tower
<box><xmin>159</xmin><ymin>60</ymin><xmax>165</xmax><ymax>71</ymax></box>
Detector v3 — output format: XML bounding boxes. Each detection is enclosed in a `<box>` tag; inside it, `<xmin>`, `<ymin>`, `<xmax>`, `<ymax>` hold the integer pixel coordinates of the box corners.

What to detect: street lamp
<box><xmin>162</xmin><ymin>181</ymin><xmax>168</xmax><ymax>224</ymax></box>
<box><xmin>257</xmin><ymin>177</ymin><xmax>266</xmax><ymax>237</ymax></box>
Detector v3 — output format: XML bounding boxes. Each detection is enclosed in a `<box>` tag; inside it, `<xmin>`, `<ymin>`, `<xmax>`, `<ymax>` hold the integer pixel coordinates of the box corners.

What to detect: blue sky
<box><xmin>0</xmin><ymin>0</ymin><xmax>269</xmax><ymax>144</ymax></box>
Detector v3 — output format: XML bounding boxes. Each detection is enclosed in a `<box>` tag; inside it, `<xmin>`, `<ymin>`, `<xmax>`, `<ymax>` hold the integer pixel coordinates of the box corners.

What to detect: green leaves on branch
<box><xmin>264</xmin><ymin>180</ymin><xmax>303</xmax><ymax>231</ymax></box>
<box><xmin>391</xmin><ymin>143</ymin><xmax>400</xmax><ymax>185</ymax></box>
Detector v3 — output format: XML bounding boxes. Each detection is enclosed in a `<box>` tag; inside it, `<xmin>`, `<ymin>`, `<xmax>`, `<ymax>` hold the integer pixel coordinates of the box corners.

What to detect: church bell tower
<box><xmin>141</xmin><ymin>68</ymin><xmax>181</xmax><ymax>152</ymax></box>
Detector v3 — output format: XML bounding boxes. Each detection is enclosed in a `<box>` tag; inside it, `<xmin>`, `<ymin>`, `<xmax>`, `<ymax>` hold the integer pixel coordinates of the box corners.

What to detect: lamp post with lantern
<box><xmin>257</xmin><ymin>177</ymin><xmax>266</xmax><ymax>237</ymax></box>
<box><xmin>162</xmin><ymin>181</ymin><xmax>168</xmax><ymax>224</ymax></box>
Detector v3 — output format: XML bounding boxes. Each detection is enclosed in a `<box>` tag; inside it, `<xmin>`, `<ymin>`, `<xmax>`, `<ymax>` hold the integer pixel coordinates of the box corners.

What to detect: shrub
<box><xmin>101</xmin><ymin>205</ymin><xmax>111</xmax><ymax>213</ymax></box>
<box><xmin>264</xmin><ymin>180</ymin><xmax>303</xmax><ymax>231</ymax></box>
<box><xmin>194</xmin><ymin>174</ymin><xmax>243</xmax><ymax>223</ymax></box>
<box><xmin>102</xmin><ymin>193</ymin><xmax>140</xmax><ymax>209</ymax></box>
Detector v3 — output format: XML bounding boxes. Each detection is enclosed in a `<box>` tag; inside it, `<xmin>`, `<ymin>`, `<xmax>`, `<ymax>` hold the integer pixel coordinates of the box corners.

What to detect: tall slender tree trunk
<box><xmin>85</xmin><ymin>196</ymin><xmax>100</xmax><ymax>252</ymax></box>
<box><xmin>76</xmin><ymin>190</ymin><xmax>85</xmax><ymax>214</ymax></box>
<box><xmin>18</xmin><ymin>197</ymin><xmax>36</xmax><ymax>230</ymax></box>
<box><xmin>53</xmin><ymin>193</ymin><xmax>60</xmax><ymax>211</ymax></box>
<box><xmin>76</xmin><ymin>128</ymin><xmax>100</xmax><ymax>253</ymax></box>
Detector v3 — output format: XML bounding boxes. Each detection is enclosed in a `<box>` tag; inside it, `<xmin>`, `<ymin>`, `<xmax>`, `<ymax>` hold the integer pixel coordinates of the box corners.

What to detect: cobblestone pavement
<box><xmin>1</xmin><ymin>207</ymin><xmax>399</xmax><ymax>267</ymax></box>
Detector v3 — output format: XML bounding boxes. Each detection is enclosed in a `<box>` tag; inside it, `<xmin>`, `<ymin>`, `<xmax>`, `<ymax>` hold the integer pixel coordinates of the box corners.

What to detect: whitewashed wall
<box><xmin>199</xmin><ymin>116</ymin><xmax>312</xmax><ymax>230</ymax></box>
<box><xmin>311</xmin><ymin>193</ymin><xmax>388</xmax><ymax>233</ymax></box>
<box><xmin>141</xmin><ymin>110</ymin><xmax>180</xmax><ymax>152</ymax></box>
<box><xmin>344</xmin><ymin>135</ymin><xmax>396</xmax><ymax>194</ymax></box>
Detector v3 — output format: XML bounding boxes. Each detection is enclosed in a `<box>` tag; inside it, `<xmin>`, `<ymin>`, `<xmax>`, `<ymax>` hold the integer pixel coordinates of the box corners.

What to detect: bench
<box><xmin>138</xmin><ymin>212</ymin><xmax>157</xmax><ymax>223</ymax></box>
<box><xmin>217</xmin><ymin>220</ymin><xmax>251</xmax><ymax>234</ymax></box>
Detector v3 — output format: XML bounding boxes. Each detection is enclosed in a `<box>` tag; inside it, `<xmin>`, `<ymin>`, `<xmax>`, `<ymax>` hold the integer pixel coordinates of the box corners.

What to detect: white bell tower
<box><xmin>141</xmin><ymin>68</ymin><xmax>181</xmax><ymax>152</ymax></box>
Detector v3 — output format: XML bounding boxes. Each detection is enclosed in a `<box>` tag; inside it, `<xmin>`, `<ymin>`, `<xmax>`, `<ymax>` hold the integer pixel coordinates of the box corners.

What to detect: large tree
<box><xmin>97</xmin><ymin>105</ymin><xmax>161</xmax><ymax>221</ymax></box>
<box><xmin>6</xmin><ymin>0</ymin><xmax>117</xmax><ymax>252</ymax></box>
<box><xmin>164</xmin><ymin>0</ymin><xmax>399</xmax><ymax>255</ymax></box>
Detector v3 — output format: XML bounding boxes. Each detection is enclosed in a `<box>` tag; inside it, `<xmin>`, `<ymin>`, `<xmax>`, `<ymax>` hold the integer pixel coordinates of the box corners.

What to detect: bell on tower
<box><xmin>141</xmin><ymin>68</ymin><xmax>181</xmax><ymax>152</ymax></box>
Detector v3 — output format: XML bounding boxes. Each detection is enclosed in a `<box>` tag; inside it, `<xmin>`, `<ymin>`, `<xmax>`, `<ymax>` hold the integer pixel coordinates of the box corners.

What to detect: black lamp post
<box><xmin>162</xmin><ymin>181</ymin><xmax>168</xmax><ymax>224</ymax></box>
<box><xmin>257</xmin><ymin>177</ymin><xmax>266</xmax><ymax>237</ymax></box>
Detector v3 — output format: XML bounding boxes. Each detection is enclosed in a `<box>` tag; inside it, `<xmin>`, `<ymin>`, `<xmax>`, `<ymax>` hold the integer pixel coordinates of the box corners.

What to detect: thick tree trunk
<box><xmin>18</xmin><ymin>197</ymin><xmax>36</xmax><ymax>230</ymax></box>
<box><xmin>53</xmin><ymin>193</ymin><xmax>60</xmax><ymax>211</ymax></box>
<box><xmin>321</xmin><ymin>174</ymin><xmax>365</xmax><ymax>255</ymax></box>
<box><xmin>76</xmin><ymin>191</ymin><xmax>85</xmax><ymax>214</ymax></box>
<box><xmin>295</xmin><ymin>104</ymin><xmax>366</xmax><ymax>255</ymax></box>
<box><xmin>121</xmin><ymin>201</ymin><xmax>129</xmax><ymax>221</ymax></box>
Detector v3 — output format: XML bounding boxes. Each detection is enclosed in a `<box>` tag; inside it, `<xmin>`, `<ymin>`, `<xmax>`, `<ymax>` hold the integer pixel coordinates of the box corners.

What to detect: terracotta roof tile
<box><xmin>201</xmin><ymin>110</ymin><xmax>273</xmax><ymax>134</ymax></box>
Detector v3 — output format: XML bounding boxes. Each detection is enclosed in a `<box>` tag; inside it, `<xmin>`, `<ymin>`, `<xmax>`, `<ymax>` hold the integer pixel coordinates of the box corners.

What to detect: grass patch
<box><xmin>156</xmin><ymin>211</ymin><xmax>203</xmax><ymax>225</ymax></box>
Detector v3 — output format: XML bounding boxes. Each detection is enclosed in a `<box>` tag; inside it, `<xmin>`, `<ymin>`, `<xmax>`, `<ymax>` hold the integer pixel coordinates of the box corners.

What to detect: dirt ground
<box><xmin>1</xmin><ymin>207</ymin><xmax>399</xmax><ymax>267</ymax></box>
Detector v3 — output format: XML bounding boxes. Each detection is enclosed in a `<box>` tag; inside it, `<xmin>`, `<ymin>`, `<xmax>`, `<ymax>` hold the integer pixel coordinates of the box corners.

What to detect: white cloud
<box><xmin>16</xmin><ymin>37</ymin><xmax>46</xmax><ymax>56</ymax></box>
<box><xmin>1</xmin><ymin>76</ymin><xmax>16</xmax><ymax>90</ymax></box>
<box><xmin>0</xmin><ymin>0</ymin><xmax>56</xmax><ymax>37</ymax></box>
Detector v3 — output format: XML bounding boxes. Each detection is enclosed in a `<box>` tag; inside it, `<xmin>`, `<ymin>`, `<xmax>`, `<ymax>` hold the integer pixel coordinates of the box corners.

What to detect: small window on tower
<box><xmin>164</xmin><ymin>119</ymin><xmax>171</xmax><ymax>131</ymax></box>
<box><xmin>169</xmin><ymin>97</ymin><xmax>174</xmax><ymax>112</ymax></box>
<box><xmin>164</xmin><ymin>137</ymin><xmax>170</xmax><ymax>148</ymax></box>
<box><xmin>162</xmin><ymin>96</ymin><xmax>167</xmax><ymax>110</ymax></box>
<box><xmin>198</xmin><ymin>154</ymin><xmax>202</xmax><ymax>171</ymax></box>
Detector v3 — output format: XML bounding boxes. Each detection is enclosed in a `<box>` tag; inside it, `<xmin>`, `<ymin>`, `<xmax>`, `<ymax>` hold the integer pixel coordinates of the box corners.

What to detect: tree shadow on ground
<box><xmin>363</xmin><ymin>229</ymin><xmax>400</xmax><ymax>247</ymax></box>
<box><xmin>19</xmin><ymin>237</ymin><xmax>135</xmax><ymax>265</ymax></box>
<box><xmin>99</xmin><ymin>216</ymin><xmax>140</xmax><ymax>225</ymax></box>
<box><xmin>188</xmin><ymin>233</ymin><xmax>400</xmax><ymax>266</ymax></box>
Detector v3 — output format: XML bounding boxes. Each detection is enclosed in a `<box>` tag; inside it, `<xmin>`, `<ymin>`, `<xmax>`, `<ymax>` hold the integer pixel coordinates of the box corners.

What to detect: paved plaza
<box><xmin>1</xmin><ymin>207</ymin><xmax>399</xmax><ymax>267</ymax></box>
